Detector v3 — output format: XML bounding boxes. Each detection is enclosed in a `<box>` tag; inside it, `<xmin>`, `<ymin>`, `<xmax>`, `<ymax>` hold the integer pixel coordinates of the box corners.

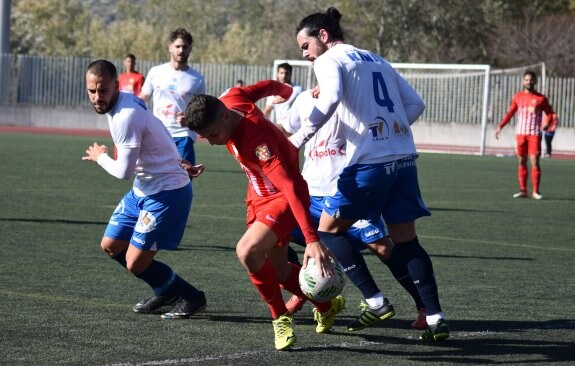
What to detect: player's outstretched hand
<box><xmin>181</xmin><ymin>161</ymin><xmax>205</xmax><ymax>178</ymax></box>
<box><xmin>82</xmin><ymin>142</ymin><xmax>108</xmax><ymax>162</ymax></box>
<box><xmin>303</xmin><ymin>241</ymin><xmax>334</xmax><ymax>278</ymax></box>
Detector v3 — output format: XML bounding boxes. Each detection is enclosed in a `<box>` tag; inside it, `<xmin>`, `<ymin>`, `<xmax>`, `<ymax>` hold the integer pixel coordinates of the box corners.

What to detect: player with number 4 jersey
<box><xmin>292</xmin><ymin>7</ymin><xmax>449</xmax><ymax>341</ymax></box>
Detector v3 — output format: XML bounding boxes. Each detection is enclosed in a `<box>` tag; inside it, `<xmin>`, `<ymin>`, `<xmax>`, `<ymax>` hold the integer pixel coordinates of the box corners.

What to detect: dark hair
<box><xmin>523</xmin><ymin>70</ymin><xmax>537</xmax><ymax>81</ymax></box>
<box><xmin>124</xmin><ymin>53</ymin><xmax>136</xmax><ymax>62</ymax></box>
<box><xmin>184</xmin><ymin>94</ymin><xmax>224</xmax><ymax>131</ymax></box>
<box><xmin>296</xmin><ymin>7</ymin><xmax>343</xmax><ymax>40</ymax></box>
<box><xmin>86</xmin><ymin>59</ymin><xmax>117</xmax><ymax>80</ymax></box>
<box><xmin>170</xmin><ymin>28</ymin><xmax>193</xmax><ymax>45</ymax></box>
<box><xmin>277</xmin><ymin>63</ymin><xmax>293</xmax><ymax>73</ymax></box>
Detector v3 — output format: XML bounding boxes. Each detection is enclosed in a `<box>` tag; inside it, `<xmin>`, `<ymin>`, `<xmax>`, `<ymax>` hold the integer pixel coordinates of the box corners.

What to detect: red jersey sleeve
<box><xmin>259</xmin><ymin>154</ymin><xmax>320</xmax><ymax>244</ymax></box>
<box><xmin>499</xmin><ymin>93</ymin><xmax>519</xmax><ymax>128</ymax></box>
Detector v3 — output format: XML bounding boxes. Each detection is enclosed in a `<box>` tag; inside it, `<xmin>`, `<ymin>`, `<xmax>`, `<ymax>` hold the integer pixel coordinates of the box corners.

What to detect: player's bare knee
<box><xmin>368</xmin><ymin>237</ymin><xmax>394</xmax><ymax>261</ymax></box>
<box><xmin>125</xmin><ymin>260</ymin><xmax>146</xmax><ymax>275</ymax></box>
<box><xmin>236</xmin><ymin>241</ymin><xmax>263</xmax><ymax>271</ymax></box>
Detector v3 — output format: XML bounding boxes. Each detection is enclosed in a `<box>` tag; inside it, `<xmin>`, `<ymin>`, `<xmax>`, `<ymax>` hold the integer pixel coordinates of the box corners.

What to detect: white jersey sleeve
<box><xmin>288</xmin><ymin>64</ymin><xmax>342</xmax><ymax>149</ymax></box>
<box><xmin>287</xmin><ymin>91</ymin><xmax>347</xmax><ymax>196</ymax></box>
<box><xmin>106</xmin><ymin>93</ymin><xmax>190</xmax><ymax>197</ymax></box>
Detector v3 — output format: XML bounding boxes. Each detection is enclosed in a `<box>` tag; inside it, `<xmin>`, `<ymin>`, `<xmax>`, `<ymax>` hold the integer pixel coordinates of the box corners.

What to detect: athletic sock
<box><xmin>395</xmin><ymin>236</ymin><xmax>443</xmax><ymax>315</ymax></box>
<box><xmin>426</xmin><ymin>312</ymin><xmax>445</xmax><ymax>325</ymax></box>
<box><xmin>135</xmin><ymin>260</ymin><xmax>201</xmax><ymax>300</ymax></box>
<box><xmin>518</xmin><ymin>164</ymin><xmax>528</xmax><ymax>192</ymax></box>
<box><xmin>383</xmin><ymin>245</ymin><xmax>425</xmax><ymax>309</ymax></box>
<box><xmin>111</xmin><ymin>249</ymin><xmax>127</xmax><ymax>268</ymax></box>
<box><xmin>318</xmin><ymin>231</ymin><xmax>380</xmax><ymax>299</ymax></box>
<box><xmin>365</xmin><ymin>292</ymin><xmax>384</xmax><ymax>308</ymax></box>
<box><xmin>248</xmin><ymin>258</ymin><xmax>287</xmax><ymax>319</ymax></box>
<box><xmin>532</xmin><ymin>165</ymin><xmax>541</xmax><ymax>193</ymax></box>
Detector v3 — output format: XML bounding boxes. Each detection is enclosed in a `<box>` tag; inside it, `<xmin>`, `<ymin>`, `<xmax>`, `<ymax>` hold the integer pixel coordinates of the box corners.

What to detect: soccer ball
<box><xmin>299</xmin><ymin>257</ymin><xmax>346</xmax><ymax>302</ymax></box>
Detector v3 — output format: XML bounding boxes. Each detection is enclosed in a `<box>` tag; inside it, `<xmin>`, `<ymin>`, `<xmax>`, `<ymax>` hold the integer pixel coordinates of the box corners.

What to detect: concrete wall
<box><xmin>1</xmin><ymin>104</ymin><xmax>573</xmax><ymax>155</ymax></box>
<box><xmin>0</xmin><ymin>105</ymin><xmax>108</xmax><ymax>130</ymax></box>
<box><xmin>411</xmin><ymin>121</ymin><xmax>574</xmax><ymax>154</ymax></box>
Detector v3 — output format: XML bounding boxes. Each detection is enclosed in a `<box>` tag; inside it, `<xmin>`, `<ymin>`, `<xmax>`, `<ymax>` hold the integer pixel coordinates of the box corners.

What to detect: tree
<box><xmin>10</xmin><ymin>0</ymin><xmax>92</xmax><ymax>56</ymax></box>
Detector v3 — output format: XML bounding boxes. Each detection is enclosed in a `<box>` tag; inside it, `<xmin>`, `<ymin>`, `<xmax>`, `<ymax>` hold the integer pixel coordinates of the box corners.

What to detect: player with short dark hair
<box><xmin>183</xmin><ymin>81</ymin><xmax>345</xmax><ymax>351</ymax></box>
<box><xmin>118</xmin><ymin>53</ymin><xmax>144</xmax><ymax>96</ymax></box>
<box><xmin>495</xmin><ymin>70</ymin><xmax>553</xmax><ymax>199</ymax></box>
<box><xmin>83</xmin><ymin>59</ymin><xmax>206</xmax><ymax>320</ymax></box>
<box><xmin>263</xmin><ymin>62</ymin><xmax>302</xmax><ymax>125</ymax></box>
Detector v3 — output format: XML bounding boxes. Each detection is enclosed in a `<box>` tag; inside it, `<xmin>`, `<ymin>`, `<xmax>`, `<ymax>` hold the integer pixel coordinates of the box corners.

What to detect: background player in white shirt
<box><xmin>283</xmin><ymin>91</ymin><xmax>428</xmax><ymax>331</ymax></box>
<box><xmin>263</xmin><ymin>63</ymin><xmax>302</xmax><ymax>125</ymax></box>
<box><xmin>83</xmin><ymin>60</ymin><xmax>206</xmax><ymax>320</ymax></box>
<box><xmin>140</xmin><ymin>28</ymin><xmax>206</xmax><ymax>165</ymax></box>
<box><xmin>292</xmin><ymin>7</ymin><xmax>449</xmax><ymax>340</ymax></box>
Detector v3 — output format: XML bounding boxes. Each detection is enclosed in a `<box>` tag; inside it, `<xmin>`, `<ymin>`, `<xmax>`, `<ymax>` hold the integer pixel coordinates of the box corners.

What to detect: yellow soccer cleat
<box><xmin>313</xmin><ymin>295</ymin><xmax>346</xmax><ymax>334</ymax></box>
<box><xmin>272</xmin><ymin>314</ymin><xmax>296</xmax><ymax>350</ymax></box>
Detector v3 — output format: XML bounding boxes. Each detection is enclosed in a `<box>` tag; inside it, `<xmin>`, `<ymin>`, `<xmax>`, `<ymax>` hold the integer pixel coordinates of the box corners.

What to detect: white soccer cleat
<box><xmin>532</xmin><ymin>192</ymin><xmax>543</xmax><ymax>200</ymax></box>
<box><xmin>513</xmin><ymin>191</ymin><xmax>527</xmax><ymax>198</ymax></box>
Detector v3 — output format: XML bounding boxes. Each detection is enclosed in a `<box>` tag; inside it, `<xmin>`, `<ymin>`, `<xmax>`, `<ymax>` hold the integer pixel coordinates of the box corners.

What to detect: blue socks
<box><xmin>134</xmin><ymin>260</ymin><xmax>202</xmax><ymax>301</ymax></box>
<box><xmin>111</xmin><ymin>250</ymin><xmax>127</xmax><ymax>268</ymax></box>
<box><xmin>395</xmin><ymin>236</ymin><xmax>442</xmax><ymax>314</ymax></box>
<box><xmin>318</xmin><ymin>231</ymin><xmax>380</xmax><ymax>299</ymax></box>
<box><xmin>383</xmin><ymin>245</ymin><xmax>425</xmax><ymax>310</ymax></box>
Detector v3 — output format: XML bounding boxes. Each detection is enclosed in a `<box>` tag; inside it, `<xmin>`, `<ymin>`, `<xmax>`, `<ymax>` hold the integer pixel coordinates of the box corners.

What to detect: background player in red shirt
<box><xmin>183</xmin><ymin>80</ymin><xmax>345</xmax><ymax>351</ymax></box>
<box><xmin>495</xmin><ymin>70</ymin><xmax>552</xmax><ymax>200</ymax></box>
<box><xmin>118</xmin><ymin>53</ymin><xmax>145</xmax><ymax>96</ymax></box>
<box><xmin>543</xmin><ymin>110</ymin><xmax>559</xmax><ymax>158</ymax></box>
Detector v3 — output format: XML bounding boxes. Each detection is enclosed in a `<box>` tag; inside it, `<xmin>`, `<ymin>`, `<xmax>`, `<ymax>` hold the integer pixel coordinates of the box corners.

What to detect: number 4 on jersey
<box><xmin>372</xmin><ymin>72</ymin><xmax>395</xmax><ymax>113</ymax></box>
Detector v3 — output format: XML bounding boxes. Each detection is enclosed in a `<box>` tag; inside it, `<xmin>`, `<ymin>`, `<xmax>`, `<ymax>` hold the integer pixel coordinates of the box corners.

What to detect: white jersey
<box><xmin>266</xmin><ymin>84</ymin><xmax>302</xmax><ymax>125</ymax></box>
<box><xmin>289</xmin><ymin>44</ymin><xmax>425</xmax><ymax>166</ymax></box>
<box><xmin>284</xmin><ymin>91</ymin><xmax>346</xmax><ymax>197</ymax></box>
<box><xmin>141</xmin><ymin>63</ymin><xmax>206</xmax><ymax>139</ymax></box>
<box><xmin>106</xmin><ymin>92</ymin><xmax>190</xmax><ymax>197</ymax></box>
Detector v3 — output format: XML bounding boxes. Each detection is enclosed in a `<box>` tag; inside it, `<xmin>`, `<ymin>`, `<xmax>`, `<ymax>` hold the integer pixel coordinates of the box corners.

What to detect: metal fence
<box><xmin>1</xmin><ymin>53</ymin><xmax>573</xmax><ymax>127</ymax></box>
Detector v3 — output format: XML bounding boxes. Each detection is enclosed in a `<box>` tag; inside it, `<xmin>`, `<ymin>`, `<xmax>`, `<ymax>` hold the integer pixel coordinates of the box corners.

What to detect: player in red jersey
<box><xmin>183</xmin><ymin>80</ymin><xmax>345</xmax><ymax>351</ymax></box>
<box><xmin>495</xmin><ymin>70</ymin><xmax>552</xmax><ymax>200</ymax></box>
<box><xmin>118</xmin><ymin>54</ymin><xmax>145</xmax><ymax>96</ymax></box>
<box><xmin>543</xmin><ymin>110</ymin><xmax>559</xmax><ymax>158</ymax></box>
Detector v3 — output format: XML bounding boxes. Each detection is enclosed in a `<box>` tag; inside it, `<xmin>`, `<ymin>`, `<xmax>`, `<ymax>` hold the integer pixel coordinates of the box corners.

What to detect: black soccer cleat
<box><xmin>161</xmin><ymin>291</ymin><xmax>207</xmax><ymax>319</ymax></box>
<box><xmin>133</xmin><ymin>295</ymin><xmax>180</xmax><ymax>314</ymax></box>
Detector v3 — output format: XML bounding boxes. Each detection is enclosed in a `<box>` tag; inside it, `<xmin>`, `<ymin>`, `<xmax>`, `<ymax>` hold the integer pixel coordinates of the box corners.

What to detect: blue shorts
<box><xmin>323</xmin><ymin>155</ymin><xmax>430</xmax><ymax>225</ymax></box>
<box><xmin>104</xmin><ymin>182</ymin><xmax>192</xmax><ymax>251</ymax></box>
<box><xmin>174</xmin><ymin>136</ymin><xmax>196</xmax><ymax>165</ymax></box>
<box><xmin>290</xmin><ymin>196</ymin><xmax>387</xmax><ymax>251</ymax></box>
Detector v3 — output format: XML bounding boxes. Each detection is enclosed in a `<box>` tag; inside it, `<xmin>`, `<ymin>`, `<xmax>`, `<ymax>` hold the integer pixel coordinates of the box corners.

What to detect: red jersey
<box><xmin>119</xmin><ymin>72</ymin><xmax>145</xmax><ymax>96</ymax></box>
<box><xmin>499</xmin><ymin>91</ymin><xmax>552</xmax><ymax>136</ymax></box>
<box><xmin>220</xmin><ymin>80</ymin><xmax>320</xmax><ymax>244</ymax></box>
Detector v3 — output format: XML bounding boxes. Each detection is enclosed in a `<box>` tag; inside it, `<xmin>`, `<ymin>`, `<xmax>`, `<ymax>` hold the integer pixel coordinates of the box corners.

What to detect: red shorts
<box><xmin>516</xmin><ymin>135</ymin><xmax>542</xmax><ymax>156</ymax></box>
<box><xmin>246</xmin><ymin>195</ymin><xmax>298</xmax><ymax>246</ymax></box>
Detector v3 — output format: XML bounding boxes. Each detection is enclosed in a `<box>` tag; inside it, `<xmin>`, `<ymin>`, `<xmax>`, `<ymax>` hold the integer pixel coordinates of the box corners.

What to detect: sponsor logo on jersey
<box><xmin>255</xmin><ymin>144</ymin><xmax>272</xmax><ymax>161</ymax></box>
<box><xmin>308</xmin><ymin>139</ymin><xmax>345</xmax><ymax>160</ymax></box>
<box><xmin>156</xmin><ymin>103</ymin><xmax>178</xmax><ymax>118</ymax></box>
<box><xmin>369</xmin><ymin>117</ymin><xmax>390</xmax><ymax>141</ymax></box>
<box><xmin>393</xmin><ymin>120</ymin><xmax>410</xmax><ymax>136</ymax></box>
